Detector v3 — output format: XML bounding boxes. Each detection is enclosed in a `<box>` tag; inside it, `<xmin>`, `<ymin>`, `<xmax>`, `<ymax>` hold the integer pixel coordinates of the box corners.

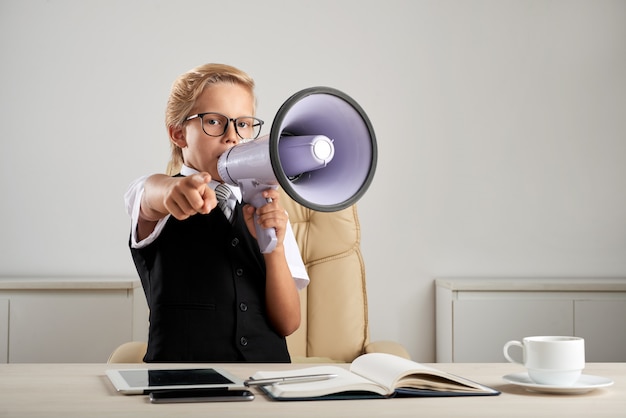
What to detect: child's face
<box><xmin>173</xmin><ymin>82</ymin><xmax>255</xmax><ymax>181</ymax></box>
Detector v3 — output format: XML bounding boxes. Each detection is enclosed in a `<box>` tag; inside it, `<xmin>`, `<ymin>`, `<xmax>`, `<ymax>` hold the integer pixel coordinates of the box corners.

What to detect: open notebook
<box><xmin>252</xmin><ymin>352</ymin><xmax>500</xmax><ymax>401</ymax></box>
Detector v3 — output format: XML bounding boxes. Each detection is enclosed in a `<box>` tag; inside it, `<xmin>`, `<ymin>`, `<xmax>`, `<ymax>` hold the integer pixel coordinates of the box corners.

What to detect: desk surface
<box><xmin>0</xmin><ymin>362</ymin><xmax>624</xmax><ymax>417</ymax></box>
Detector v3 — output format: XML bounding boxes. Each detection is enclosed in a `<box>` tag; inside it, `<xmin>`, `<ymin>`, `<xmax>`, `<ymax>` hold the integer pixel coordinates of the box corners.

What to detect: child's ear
<box><xmin>169</xmin><ymin>125</ymin><xmax>187</xmax><ymax>148</ymax></box>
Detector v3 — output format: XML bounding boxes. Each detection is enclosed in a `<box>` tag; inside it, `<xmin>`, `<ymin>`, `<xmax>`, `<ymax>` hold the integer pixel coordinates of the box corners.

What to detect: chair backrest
<box><xmin>281</xmin><ymin>189</ymin><xmax>370</xmax><ymax>362</ymax></box>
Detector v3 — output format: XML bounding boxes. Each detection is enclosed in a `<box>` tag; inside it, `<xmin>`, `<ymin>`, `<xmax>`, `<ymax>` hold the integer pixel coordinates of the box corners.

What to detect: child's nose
<box><xmin>223</xmin><ymin>121</ymin><xmax>239</xmax><ymax>143</ymax></box>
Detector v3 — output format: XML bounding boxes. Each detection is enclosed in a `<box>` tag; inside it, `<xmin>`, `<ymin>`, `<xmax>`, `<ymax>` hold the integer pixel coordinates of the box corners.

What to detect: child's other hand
<box><xmin>243</xmin><ymin>189</ymin><xmax>289</xmax><ymax>250</ymax></box>
<box><xmin>163</xmin><ymin>173</ymin><xmax>218</xmax><ymax>220</ymax></box>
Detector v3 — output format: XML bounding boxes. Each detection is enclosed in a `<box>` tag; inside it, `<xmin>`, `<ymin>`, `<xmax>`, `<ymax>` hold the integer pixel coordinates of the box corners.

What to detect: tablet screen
<box><xmin>106</xmin><ymin>367</ymin><xmax>246</xmax><ymax>394</ymax></box>
<box><xmin>120</xmin><ymin>368</ymin><xmax>234</xmax><ymax>387</ymax></box>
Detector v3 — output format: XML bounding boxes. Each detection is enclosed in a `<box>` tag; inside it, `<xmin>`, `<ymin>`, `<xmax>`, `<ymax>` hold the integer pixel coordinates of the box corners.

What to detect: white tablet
<box><xmin>106</xmin><ymin>367</ymin><xmax>247</xmax><ymax>395</ymax></box>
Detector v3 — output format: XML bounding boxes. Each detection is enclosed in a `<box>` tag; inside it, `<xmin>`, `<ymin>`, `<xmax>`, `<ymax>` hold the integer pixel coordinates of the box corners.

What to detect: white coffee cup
<box><xmin>503</xmin><ymin>336</ymin><xmax>585</xmax><ymax>386</ymax></box>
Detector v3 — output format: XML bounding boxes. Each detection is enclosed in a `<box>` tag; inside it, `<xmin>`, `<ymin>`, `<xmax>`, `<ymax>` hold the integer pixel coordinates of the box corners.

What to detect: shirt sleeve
<box><xmin>284</xmin><ymin>221</ymin><xmax>310</xmax><ymax>290</ymax></box>
<box><xmin>124</xmin><ymin>175</ymin><xmax>170</xmax><ymax>249</ymax></box>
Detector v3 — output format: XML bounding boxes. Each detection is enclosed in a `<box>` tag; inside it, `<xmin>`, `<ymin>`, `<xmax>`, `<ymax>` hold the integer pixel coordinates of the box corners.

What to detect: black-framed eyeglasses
<box><xmin>184</xmin><ymin>112</ymin><xmax>264</xmax><ymax>140</ymax></box>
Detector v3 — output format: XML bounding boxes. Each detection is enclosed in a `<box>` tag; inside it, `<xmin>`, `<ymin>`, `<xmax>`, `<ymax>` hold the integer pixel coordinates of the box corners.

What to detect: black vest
<box><xmin>130</xmin><ymin>200</ymin><xmax>290</xmax><ymax>363</ymax></box>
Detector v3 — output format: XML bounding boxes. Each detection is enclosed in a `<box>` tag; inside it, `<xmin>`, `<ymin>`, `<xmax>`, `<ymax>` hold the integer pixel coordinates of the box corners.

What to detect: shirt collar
<box><xmin>180</xmin><ymin>164</ymin><xmax>242</xmax><ymax>202</ymax></box>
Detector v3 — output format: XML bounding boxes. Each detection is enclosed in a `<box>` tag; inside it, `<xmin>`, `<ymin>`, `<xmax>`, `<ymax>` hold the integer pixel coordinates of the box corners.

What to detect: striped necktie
<box><xmin>214</xmin><ymin>183</ymin><xmax>234</xmax><ymax>223</ymax></box>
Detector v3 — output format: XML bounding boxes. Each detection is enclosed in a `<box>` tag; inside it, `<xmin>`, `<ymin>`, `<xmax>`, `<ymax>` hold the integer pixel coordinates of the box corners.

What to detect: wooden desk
<box><xmin>0</xmin><ymin>363</ymin><xmax>623</xmax><ymax>417</ymax></box>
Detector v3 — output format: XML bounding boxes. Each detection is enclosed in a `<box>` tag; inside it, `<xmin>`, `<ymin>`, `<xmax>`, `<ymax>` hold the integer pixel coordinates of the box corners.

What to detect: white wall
<box><xmin>1</xmin><ymin>0</ymin><xmax>624</xmax><ymax>361</ymax></box>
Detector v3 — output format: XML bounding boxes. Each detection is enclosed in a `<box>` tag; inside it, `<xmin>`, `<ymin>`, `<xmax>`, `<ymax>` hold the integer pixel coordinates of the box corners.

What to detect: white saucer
<box><xmin>502</xmin><ymin>373</ymin><xmax>614</xmax><ymax>395</ymax></box>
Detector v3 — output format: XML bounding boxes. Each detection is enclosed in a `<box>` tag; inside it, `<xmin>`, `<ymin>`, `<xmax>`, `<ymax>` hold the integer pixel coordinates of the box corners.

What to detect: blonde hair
<box><xmin>164</xmin><ymin>63</ymin><xmax>256</xmax><ymax>175</ymax></box>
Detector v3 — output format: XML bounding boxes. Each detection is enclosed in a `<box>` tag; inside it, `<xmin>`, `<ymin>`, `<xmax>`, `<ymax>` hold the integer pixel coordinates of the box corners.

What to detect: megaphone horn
<box><xmin>218</xmin><ymin>86</ymin><xmax>377</xmax><ymax>253</ymax></box>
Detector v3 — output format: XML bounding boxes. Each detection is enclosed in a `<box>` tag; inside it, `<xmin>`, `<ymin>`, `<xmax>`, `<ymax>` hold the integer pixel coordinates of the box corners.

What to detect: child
<box><xmin>124</xmin><ymin>63</ymin><xmax>309</xmax><ymax>363</ymax></box>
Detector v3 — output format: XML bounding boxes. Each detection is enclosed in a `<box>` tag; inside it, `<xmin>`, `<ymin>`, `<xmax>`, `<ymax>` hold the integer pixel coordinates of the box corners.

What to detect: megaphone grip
<box><xmin>254</xmin><ymin>214</ymin><xmax>278</xmax><ymax>254</ymax></box>
<box><xmin>237</xmin><ymin>179</ymin><xmax>279</xmax><ymax>254</ymax></box>
<box><xmin>251</xmin><ymin>194</ymin><xmax>277</xmax><ymax>253</ymax></box>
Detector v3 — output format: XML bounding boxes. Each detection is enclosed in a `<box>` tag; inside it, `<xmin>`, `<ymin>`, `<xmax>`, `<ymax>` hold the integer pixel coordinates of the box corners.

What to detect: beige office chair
<box><xmin>108</xmin><ymin>189</ymin><xmax>409</xmax><ymax>363</ymax></box>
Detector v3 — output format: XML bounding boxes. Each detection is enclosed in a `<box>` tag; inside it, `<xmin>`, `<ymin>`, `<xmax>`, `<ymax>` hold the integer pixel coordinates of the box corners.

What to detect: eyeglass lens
<box><xmin>201</xmin><ymin>113</ymin><xmax>262</xmax><ymax>139</ymax></box>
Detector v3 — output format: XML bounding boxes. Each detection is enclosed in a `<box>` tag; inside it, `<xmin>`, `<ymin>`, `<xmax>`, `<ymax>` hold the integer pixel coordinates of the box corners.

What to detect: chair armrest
<box><xmin>364</xmin><ymin>340</ymin><xmax>411</xmax><ymax>359</ymax></box>
<box><xmin>108</xmin><ymin>341</ymin><xmax>147</xmax><ymax>363</ymax></box>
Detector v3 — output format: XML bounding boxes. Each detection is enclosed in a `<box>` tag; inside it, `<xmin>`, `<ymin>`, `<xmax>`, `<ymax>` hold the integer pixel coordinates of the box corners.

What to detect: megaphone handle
<box><xmin>254</xmin><ymin>213</ymin><xmax>277</xmax><ymax>254</ymax></box>
<box><xmin>240</xmin><ymin>181</ymin><xmax>279</xmax><ymax>254</ymax></box>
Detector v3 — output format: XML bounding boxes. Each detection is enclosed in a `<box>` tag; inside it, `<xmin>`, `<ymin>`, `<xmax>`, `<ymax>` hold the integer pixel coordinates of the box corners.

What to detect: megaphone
<box><xmin>217</xmin><ymin>86</ymin><xmax>377</xmax><ymax>253</ymax></box>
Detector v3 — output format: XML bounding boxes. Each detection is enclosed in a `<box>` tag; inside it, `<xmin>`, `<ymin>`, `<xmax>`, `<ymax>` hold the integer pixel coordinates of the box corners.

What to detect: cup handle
<box><xmin>503</xmin><ymin>340</ymin><xmax>524</xmax><ymax>364</ymax></box>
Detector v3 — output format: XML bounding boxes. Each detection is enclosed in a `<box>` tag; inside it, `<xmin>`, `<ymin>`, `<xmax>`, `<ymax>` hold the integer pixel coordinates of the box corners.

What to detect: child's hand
<box><xmin>161</xmin><ymin>173</ymin><xmax>218</xmax><ymax>220</ymax></box>
<box><xmin>243</xmin><ymin>189</ymin><xmax>289</xmax><ymax>250</ymax></box>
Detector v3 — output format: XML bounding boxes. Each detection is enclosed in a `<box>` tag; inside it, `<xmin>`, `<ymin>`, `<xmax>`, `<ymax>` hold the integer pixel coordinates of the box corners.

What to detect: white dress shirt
<box><xmin>124</xmin><ymin>165</ymin><xmax>309</xmax><ymax>290</ymax></box>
